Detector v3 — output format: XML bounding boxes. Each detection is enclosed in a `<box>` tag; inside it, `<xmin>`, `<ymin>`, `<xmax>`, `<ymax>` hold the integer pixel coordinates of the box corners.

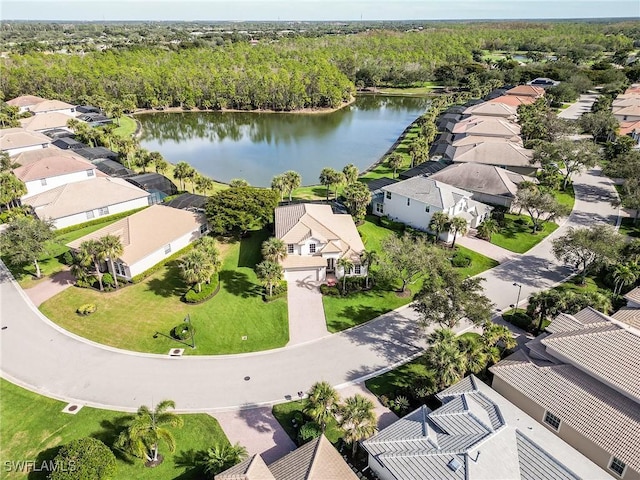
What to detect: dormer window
<box><xmin>309</xmin><ymin>243</ymin><xmax>316</xmax><ymax>253</ymax></box>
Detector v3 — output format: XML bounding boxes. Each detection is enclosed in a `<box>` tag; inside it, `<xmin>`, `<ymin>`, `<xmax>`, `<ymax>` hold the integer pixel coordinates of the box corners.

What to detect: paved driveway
<box><xmin>285</xmin><ymin>270</ymin><xmax>329</xmax><ymax>346</ymax></box>
<box><xmin>558</xmin><ymin>94</ymin><xmax>598</xmax><ymax>120</ymax></box>
<box><xmin>23</xmin><ymin>270</ymin><xmax>75</xmax><ymax>307</ymax></box>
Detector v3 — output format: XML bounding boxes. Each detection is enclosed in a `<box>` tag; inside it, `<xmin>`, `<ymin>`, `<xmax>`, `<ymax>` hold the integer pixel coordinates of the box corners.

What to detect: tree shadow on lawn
<box><xmin>219</xmin><ymin>270</ymin><xmax>261</xmax><ymax>298</ymax></box>
<box><xmin>331</xmin><ymin>305</ymin><xmax>390</xmax><ymax>331</ymax></box>
<box><xmin>91</xmin><ymin>417</ymin><xmax>136</xmax><ymax>464</ymax></box>
<box><xmin>28</xmin><ymin>446</ymin><xmax>63</xmax><ymax>480</ymax></box>
<box><xmin>237</xmin><ymin>230</ymin><xmax>269</xmax><ymax>268</ymax></box>
<box><xmin>145</xmin><ymin>263</ymin><xmax>187</xmax><ymax>298</ymax></box>
<box><xmin>172</xmin><ymin>449</ymin><xmax>204</xmax><ymax>480</ymax></box>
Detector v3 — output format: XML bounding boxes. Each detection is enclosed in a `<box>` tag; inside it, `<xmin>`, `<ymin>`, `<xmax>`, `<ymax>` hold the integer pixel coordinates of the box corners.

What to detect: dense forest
<box><xmin>1</xmin><ymin>21</ymin><xmax>639</xmax><ymax>111</ymax></box>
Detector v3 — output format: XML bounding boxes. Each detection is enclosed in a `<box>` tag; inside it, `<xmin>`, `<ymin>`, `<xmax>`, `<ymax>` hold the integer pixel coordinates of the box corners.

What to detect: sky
<box><xmin>1</xmin><ymin>0</ymin><xmax>638</xmax><ymax>22</ymax></box>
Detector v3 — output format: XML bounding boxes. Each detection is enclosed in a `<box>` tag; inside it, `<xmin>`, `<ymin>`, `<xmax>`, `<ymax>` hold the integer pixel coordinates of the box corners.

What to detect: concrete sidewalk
<box><xmin>455</xmin><ymin>235</ymin><xmax>518</xmax><ymax>263</ymax></box>
<box><xmin>23</xmin><ymin>270</ymin><xmax>75</xmax><ymax>307</ymax></box>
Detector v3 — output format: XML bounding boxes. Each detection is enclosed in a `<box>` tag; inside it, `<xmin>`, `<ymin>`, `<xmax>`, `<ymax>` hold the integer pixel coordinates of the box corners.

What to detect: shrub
<box><xmin>54</xmin><ymin>207</ymin><xmax>148</xmax><ymax>238</ymax></box>
<box><xmin>339</xmin><ymin>275</ymin><xmax>367</xmax><ymax>294</ymax></box>
<box><xmin>50</xmin><ymin>437</ymin><xmax>116</xmax><ymax>480</ymax></box>
<box><xmin>297</xmin><ymin>422</ymin><xmax>321</xmax><ymax>445</ymax></box>
<box><xmin>502</xmin><ymin>309</ymin><xmax>535</xmax><ymax>332</ymax></box>
<box><xmin>59</xmin><ymin>250</ymin><xmax>74</xmax><ymax>266</ymax></box>
<box><xmin>379</xmin><ymin>216</ymin><xmax>405</xmax><ymax>232</ymax></box>
<box><xmin>320</xmin><ymin>284</ymin><xmax>341</xmax><ymax>296</ymax></box>
<box><xmin>451</xmin><ymin>252</ymin><xmax>472</xmax><ymax>268</ymax></box>
<box><xmin>131</xmin><ymin>243</ymin><xmax>195</xmax><ymax>283</ymax></box>
<box><xmin>101</xmin><ymin>273</ymin><xmax>115</xmax><ymax>288</ymax></box>
<box><xmin>76</xmin><ymin>304</ymin><xmax>97</xmax><ymax>315</ymax></box>
<box><xmin>183</xmin><ymin>275</ymin><xmax>219</xmax><ymax>303</ymax></box>
<box><xmin>171</xmin><ymin>322</ymin><xmax>195</xmax><ymax>340</ymax></box>
<box><xmin>264</xmin><ymin>280</ymin><xmax>287</xmax><ymax>302</ymax></box>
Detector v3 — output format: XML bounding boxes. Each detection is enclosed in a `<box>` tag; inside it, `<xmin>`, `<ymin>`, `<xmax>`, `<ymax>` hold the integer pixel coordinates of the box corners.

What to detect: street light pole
<box><xmin>185</xmin><ymin>314</ymin><xmax>195</xmax><ymax>349</ymax></box>
<box><xmin>512</xmin><ymin>282</ymin><xmax>522</xmax><ymax>311</ymax></box>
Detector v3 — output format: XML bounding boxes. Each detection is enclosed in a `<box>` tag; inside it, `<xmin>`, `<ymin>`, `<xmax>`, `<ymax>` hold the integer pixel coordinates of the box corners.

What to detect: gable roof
<box><xmin>6</xmin><ymin>95</ymin><xmax>47</xmax><ymax>107</ymax></box>
<box><xmin>0</xmin><ymin>128</ymin><xmax>51</xmax><ymax>151</ymax></box>
<box><xmin>268</xmin><ymin>435</ymin><xmax>357</xmax><ymax>480</ymax></box>
<box><xmin>362</xmin><ymin>375</ymin><xmax>609</xmax><ymax>480</ymax></box>
<box><xmin>612</xmin><ymin>105</ymin><xmax>640</xmax><ymax>117</ymax></box>
<box><xmin>383</xmin><ymin>176</ymin><xmax>472</xmax><ymax>209</ymax></box>
<box><xmin>452</xmin><ymin>116</ymin><xmax>521</xmax><ymax>137</ymax></box>
<box><xmin>20</xmin><ymin>112</ymin><xmax>73</xmax><ymax>131</ymax></box>
<box><xmin>619</xmin><ymin>120</ymin><xmax>640</xmax><ymax>136</ymax></box>
<box><xmin>624</xmin><ymin>286</ymin><xmax>640</xmax><ymax>305</ymax></box>
<box><xmin>451</xmin><ymin>134</ymin><xmax>522</xmax><ymax>148</ymax></box>
<box><xmin>428</xmin><ymin>163</ymin><xmax>536</xmax><ymax>198</ymax></box>
<box><xmin>23</xmin><ymin>177</ymin><xmax>149</xmax><ymax>221</ymax></box>
<box><xmin>462</xmin><ymin>102</ymin><xmax>518</xmax><ymax>118</ymax></box>
<box><xmin>506</xmin><ymin>85</ymin><xmax>545</xmax><ymax>97</ymax></box>
<box><xmin>449</xmin><ymin>142</ymin><xmax>534</xmax><ymax>168</ymax></box>
<box><xmin>215</xmin><ymin>454</ymin><xmax>275</xmax><ymax>480</ymax></box>
<box><xmin>488</xmin><ymin>94</ymin><xmax>537</xmax><ymax>107</ymax></box>
<box><xmin>13</xmin><ymin>151</ymin><xmax>96</xmax><ymax>183</ymax></box>
<box><xmin>66</xmin><ymin>205</ymin><xmax>204</xmax><ymax>265</ymax></box>
<box><xmin>29</xmin><ymin>99</ymin><xmax>76</xmax><ymax>114</ymax></box>
<box><xmin>611</xmin><ymin>307</ymin><xmax>640</xmax><ymax>329</ymax></box>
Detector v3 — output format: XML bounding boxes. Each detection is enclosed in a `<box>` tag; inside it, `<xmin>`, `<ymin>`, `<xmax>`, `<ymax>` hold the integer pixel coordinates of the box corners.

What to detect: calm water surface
<box><xmin>138</xmin><ymin>95</ymin><xmax>429</xmax><ymax>187</ymax></box>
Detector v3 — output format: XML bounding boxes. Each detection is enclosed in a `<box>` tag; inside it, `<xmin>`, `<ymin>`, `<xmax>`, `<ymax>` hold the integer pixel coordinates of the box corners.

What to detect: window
<box><xmin>375</xmin><ymin>203</ymin><xmax>384</xmax><ymax>214</ymax></box>
<box><xmin>98</xmin><ymin>207</ymin><xmax>109</xmax><ymax>216</ymax></box>
<box><xmin>200</xmin><ymin>223</ymin><xmax>208</xmax><ymax>234</ymax></box>
<box><xmin>309</xmin><ymin>243</ymin><xmax>316</xmax><ymax>253</ymax></box>
<box><xmin>86</xmin><ymin>210</ymin><xmax>95</xmax><ymax>220</ymax></box>
<box><xmin>40</xmin><ymin>178</ymin><xmax>47</xmax><ymax>186</ymax></box>
<box><xmin>425</xmin><ymin>205</ymin><xmax>430</xmax><ymax>212</ymax></box>
<box><xmin>287</xmin><ymin>244</ymin><xmax>294</xmax><ymax>254</ymax></box>
<box><xmin>543</xmin><ymin>411</ymin><xmax>561</xmax><ymax>431</ymax></box>
<box><xmin>114</xmin><ymin>262</ymin><xmax>126</xmax><ymax>277</ymax></box>
<box><xmin>86</xmin><ymin>169</ymin><xmax>95</xmax><ymax>177</ymax></box>
<box><xmin>354</xmin><ymin>265</ymin><xmax>361</xmax><ymax>275</ymax></box>
<box><xmin>406</xmin><ymin>198</ymin><xmax>411</xmax><ymax>206</ymax></box>
<box><xmin>164</xmin><ymin>244</ymin><xmax>171</xmax><ymax>254</ymax></box>
<box><xmin>609</xmin><ymin>458</ymin><xmax>626</xmax><ymax>476</ymax></box>
<box><xmin>386</xmin><ymin>191</ymin><xmax>391</xmax><ymax>199</ymax></box>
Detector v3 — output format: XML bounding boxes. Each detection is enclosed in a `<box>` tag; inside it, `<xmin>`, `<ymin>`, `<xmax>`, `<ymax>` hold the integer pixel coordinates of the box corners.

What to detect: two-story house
<box><xmin>373</xmin><ymin>176</ymin><xmax>492</xmax><ymax>242</ymax></box>
<box><xmin>274</xmin><ymin>203</ymin><xmax>366</xmax><ymax>283</ymax></box>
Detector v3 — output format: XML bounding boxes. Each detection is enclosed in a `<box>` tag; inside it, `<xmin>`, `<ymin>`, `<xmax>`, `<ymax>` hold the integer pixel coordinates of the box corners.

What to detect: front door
<box><xmin>327</xmin><ymin>258</ymin><xmax>335</xmax><ymax>272</ymax></box>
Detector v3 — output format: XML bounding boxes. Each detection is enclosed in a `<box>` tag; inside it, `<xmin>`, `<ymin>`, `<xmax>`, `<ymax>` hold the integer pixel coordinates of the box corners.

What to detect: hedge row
<box><xmin>130</xmin><ymin>243</ymin><xmax>195</xmax><ymax>283</ymax></box>
<box><xmin>54</xmin><ymin>206</ymin><xmax>149</xmax><ymax>237</ymax></box>
<box><xmin>183</xmin><ymin>275</ymin><xmax>220</xmax><ymax>303</ymax></box>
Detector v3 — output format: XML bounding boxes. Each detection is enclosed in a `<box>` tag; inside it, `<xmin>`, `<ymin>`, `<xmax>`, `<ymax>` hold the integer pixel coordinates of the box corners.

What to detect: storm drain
<box><xmin>62</xmin><ymin>403</ymin><xmax>83</xmax><ymax>414</ymax></box>
<box><xmin>169</xmin><ymin>348</ymin><xmax>184</xmax><ymax>356</ymax></box>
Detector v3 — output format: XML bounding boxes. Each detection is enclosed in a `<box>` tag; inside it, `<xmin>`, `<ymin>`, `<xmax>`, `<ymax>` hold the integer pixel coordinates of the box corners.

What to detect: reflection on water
<box><xmin>138</xmin><ymin>95</ymin><xmax>429</xmax><ymax>186</ymax></box>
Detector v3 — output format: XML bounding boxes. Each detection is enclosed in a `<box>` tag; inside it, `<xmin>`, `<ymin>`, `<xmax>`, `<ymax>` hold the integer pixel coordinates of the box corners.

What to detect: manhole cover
<box><xmin>62</xmin><ymin>403</ymin><xmax>83</xmax><ymax>414</ymax></box>
<box><xmin>244</xmin><ymin>376</ymin><xmax>250</xmax><ymax>381</ymax></box>
<box><xmin>173</xmin><ymin>349</ymin><xmax>181</xmax><ymax>354</ymax></box>
<box><xmin>68</xmin><ymin>405</ymin><xmax>78</xmax><ymax>411</ymax></box>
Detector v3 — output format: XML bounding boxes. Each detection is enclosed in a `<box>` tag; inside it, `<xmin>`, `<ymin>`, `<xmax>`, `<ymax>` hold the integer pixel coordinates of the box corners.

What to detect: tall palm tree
<box><xmin>198</xmin><ymin>442</ymin><xmax>248</xmax><ymax>478</ymax></box>
<box><xmin>319</xmin><ymin>167</ymin><xmax>339</xmax><ymax>200</ymax></box>
<box><xmin>337</xmin><ymin>256</ymin><xmax>354</xmax><ymax>292</ymax></box>
<box><xmin>338</xmin><ymin>394</ymin><xmax>377</xmax><ymax>457</ymax></box>
<box><xmin>360</xmin><ymin>250</ymin><xmax>377</xmax><ymax>289</ymax></box>
<box><xmin>425</xmin><ymin>329</ymin><xmax>467</xmax><ymax>390</ymax></box>
<box><xmin>283</xmin><ymin>170</ymin><xmax>301</xmax><ymax>202</ymax></box>
<box><xmin>180</xmin><ymin>249</ymin><xmax>215</xmax><ymax>293</ymax></box>
<box><xmin>271</xmin><ymin>174</ymin><xmax>286</xmax><ymax>202</ymax></box>
<box><xmin>174</xmin><ymin>161</ymin><xmax>193</xmax><ymax>191</ymax></box>
<box><xmin>612</xmin><ymin>263</ymin><xmax>638</xmax><ymax>295</ymax></box>
<box><xmin>261</xmin><ymin>237</ymin><xmax>287</xmax><ymax>262</ymax></box>
<box><xmin>100</xmin><ymin>234</ymin><xmax>124</xmax><ymax>289</ymax></box>
<box><xmin>154</xmin><ymin>156</ymin><xmax>170</xmax><ymax>175</ymax></box>
<box><xmin>476</xmin><ymin>218</ymin><xmax>498</xmax><ymax>241</ymax></box>
<box><xmin>196</xmin><ymin>175</ymin><xmax>215</xmax><ymax>195</ymax></box>
<box><xmin>78</xmin><ymin>239</ymin><xmax>106</xmax><ymax>291</ymax></box>
<box><xmin>481</xmin><ymin>321</ymin><xmax>516</xmax><ymax>351</ymax></box>
<box><xmin>148</xmin><ymin>151</ymin><xmax>164</xmax><ymax>173</ymax></box>
<box><xmin>0</xmin><ymin>172</ymin><xmax>27</xmax><ymax>210</ymax></box>
<box><xmin>449</xmin><ymin>217</ymin><xmax>468</xmax><ymax>249</ymax></box>
<box><xmin>386</xmin><ymin>153</ymin><xmax>403</xmax><ymax>178</ymax></box>
<box><xmin>115</xmin><ymin>399</ymin><xmax>184</xmax><ymax>464</ymax></box>
<box><xmin>459</xmin><ymin>337</ymin><xmax>488</xmax><ymax>374</ymax></box>
<box><xmin>304</xmin><ymin>381</ymin><xmax>340</xmax><ymax>433</ymax></box>
<box><xmin>0</xmin><ymin>151</ymin><xmax>19</xmax><ymax>172</ymax></box>
<box><xmin>342</xmin><ymin>164</ymin><xmax>359</xmax><ymax>185</ymax></box>
<box><xmin>255</xmin><ymin>260</ymin><xmax>284</xmax><ymax>297</ymax></box>
<box><xmin>429</xmin><ymin>211</ymin><xmax>450</xmax><ymax>244</ymax></box>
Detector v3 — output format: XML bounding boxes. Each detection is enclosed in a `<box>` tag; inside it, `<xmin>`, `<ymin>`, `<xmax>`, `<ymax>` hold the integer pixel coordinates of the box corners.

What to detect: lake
<box><xmin>137</xmin><ymin>95</ymin><xmax>429</xmax><ymax>187</ymax></box>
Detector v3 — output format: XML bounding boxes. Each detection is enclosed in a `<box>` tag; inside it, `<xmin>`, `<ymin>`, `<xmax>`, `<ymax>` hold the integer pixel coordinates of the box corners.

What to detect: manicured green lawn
<box><xmin>619</xmin><ymin>217</ymin><xmax>640</xmax><ymax>238</ymax></box>
<box><xmin>271</xmin><ymin>400</ymin><xmax>343</xmax><ymax>446</ymax></box>
<box><xmin>360</xmin><ymin>124</ymin><xmax>421</xmax><ymax>181</ymax></box>
<box><xmin>376</xmin><ymin>83</ymin><xmax>440</xmax><ymax>95</ymax></box>
<box><xmin>552</xmin><ymin>185</ymin><xmax>575</xmax><ymax>211</ymax></box>
<box><xmin>40</xmin><ymin>230</ymin><xmax>289</xmax><ymax>355</ymax></box>
<box><xmin>0</xmin><ymin>379</ymin><xmax>229</xmax><ymax>480</ymax></box>
<box><xmin>111</xmin><ymin>115</ymin><xmax>138</xmax><ymax>139</ymax></box>
<box><xmin>454</xmin><ymin>245</ymin><xmax>499</xmax><ymax>277</ymax></box>
<box><xmin>491</xmin><ymin>214</ymin><xmax>558</xmax><ymax>253</ymax></box>
<box><xmin>365</xmin><ymin>357</ymin><xmax>432</xmax><ymax>400</ymax></box>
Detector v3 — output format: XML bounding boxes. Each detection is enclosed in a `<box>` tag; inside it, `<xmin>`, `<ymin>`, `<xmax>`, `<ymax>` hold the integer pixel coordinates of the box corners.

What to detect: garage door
<box><xmin>285</xmin><ymin>269</ymin><xmax>321</xmax><ymax>283</ymax></box>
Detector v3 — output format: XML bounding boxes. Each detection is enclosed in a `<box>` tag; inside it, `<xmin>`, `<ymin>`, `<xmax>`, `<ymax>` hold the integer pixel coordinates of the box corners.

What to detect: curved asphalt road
<box><xmin>0</xmin><ymin>168</ymin><xmax>619</xmax><ymax>412</ymax></box>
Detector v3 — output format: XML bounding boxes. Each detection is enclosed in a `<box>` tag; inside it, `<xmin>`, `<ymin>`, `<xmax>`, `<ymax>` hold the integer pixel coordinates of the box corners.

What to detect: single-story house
<box><xmin>446</xmin><ymin>142</ymin><xmax>537</xmax><ymax>176</ymax></box>
<box><xmin>27</xmin><ymin>99</ymin><xmax>77</xmax><ymax>116</ymax></box>
<box><xmin>428</xmin><ymin>162</ymin><xmax>537</xmax><ymax>209</ymax></box>
<box><xmin>613</xmin><ymin>104</ymin><xmax>640</xmax><ymax>123</ymax></box>
<box><xmin>6</xmin><ymin>95</ymin><xmax>47</xmax><ymax>114</ymax></box>
<box><xmin>611</xmin><ymin>96</ymin><xmax>640</xmax><ymax>109</ymax></box>
<box><xmin>125</xmin><ymin>173</ymin><xmax>178</xmax><ymax>203</ymax></box>
<box><xmin>94</xmin><ymin>159</ymin><xmax>135</xmax><ymax>178</ymax></box>
<box><xmin>19</xmin><ymin>112</ymin><xmax>74</xmax><ymax>132</ymax></box>
<box><xmin>52</xmin><ymin>137</ymin><xmax>87</xmax><ymax>150</ymax></box>
<box><xmin>619</xmin><ymin>120</ymin><xmax>640</xmax><ymax>145</ymax></box>
<box><xmin>12</xmin><ymin>149</ymin><xmax>100</xmax><ymax>197</ymax></box>
<box><xmin>451</xmin><ymin>116</ymin><xmax>521</xmax><ymax>138</ymax></box>
<box><xmin>164</xmin><ymin>193</ymin><xmax>208</xmax><ymax>212</ymax></box>
<box><xmin>398</xmin><ymin>158</ymin><xmax>450</xmax><ymax>180</ymax></box>
<box><xmin>374</xmin><ymin>176</ymin><xmax>493</xmax><ymax>241</ymax></box>
<box><xmin>67</xmin><ymin>204</ymin><xmax>208</xmax><ymax>281</ymax></box>
<box><xmin>505</xmin><ymin>84</ymin><xmax>545</xmax><ymax>98</ymax></box>
<box><xmin>362</xmin><ymin>375</ymin><xmax>612</xmax><ymax>480</ymax></box>
<box><xmin>215</xmin><ymin>435</ymin><xmax>358</xmax><ymax>480</ymax></box>
<box><xmin>275</xmin><ymin>203</ymin><xmax>366</xmax><ymax>282</ymax></box>
<box><xmin>462</xmin><ymin>102</ymin><xmax>518</xmax><ymax>120</ymax></box>
<box><xmin>0</xmin><ymin>128</ymin><xmax>51</xmax><ymax>156</ymax></box>
<box><xmin>23</xmin><ymin>177</ymin><xmax>151</xmax><ymax>229</ymax></box>
<box><xmin>75</xmin><ymin>146</ymin><xmax>119</xmax><ymax>162</ymax></box>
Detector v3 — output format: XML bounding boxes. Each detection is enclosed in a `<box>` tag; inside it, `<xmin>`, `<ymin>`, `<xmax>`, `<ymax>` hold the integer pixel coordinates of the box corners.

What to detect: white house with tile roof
<box><xmin>274</xmin><ymin>203</ymin><xmax>366</xmax><ymax>282</ymax></box>
<box><xmin>23</xmin><ymin>177</ymin><xmax>151</xmax><ymax>229</ymax></box>
<box><xmin>451</xmin><ymin>115</ymin><xmax>522</xmax><ymax>139</ymax></box>
<box><xmin>491</xmin><ymin>307</ymin><xmax>640</xmax><ymax>480</ymax></box>
<box><xmin>374</xmin><ymin>176</ymin><xmax>493</xmax><ymax>242</ymax></box>
<box><xmin>362</xmin><ymin>375</ymin><xmax>611</xmax><ymax>480</ymax></box>
<box><xmin>6</xmin><ymin>95</ymin><xmax>48</xmax><ymax>114</ymax></box>
<box><xmin>67</xmin><ymin>205</ymin><xmax>207</xmax><ymax>281</ymax></box>
<box><xmin>27</xmin><ymin>99</ymin><xmax>77</xmax><ymax>116</ymax></box>
<box><xmin>0</xmin><ymin>128</ymin><xmax>51</xmax><ymax>155</ymax></box>
<box><xmin>19</xmin><ymin>112</ymin><xmax>76</xmax><ymax>132</ymax></box>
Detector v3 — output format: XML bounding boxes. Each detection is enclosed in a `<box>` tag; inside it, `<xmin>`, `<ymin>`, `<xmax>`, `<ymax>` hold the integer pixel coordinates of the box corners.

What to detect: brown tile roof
<box><xmin>23</xmin><ymin>177</ymin><xmax>149</xmax><ymax>221</ymax></box>
<box><xmin>6</xmin><ymin>95</ymin><xmax>47</xmax><ymax>107</ymax></box>
<box><xmin>215</xmin><ymin>454</ymin><xmax>275</xmax><ymax>480</ymax></box>
<box><xmin>451</xmin><ymin>135</ymin><xmax>522</xmax><ymax>147</ymax></box>
<box><xmin>506</xmin><ymin>85</ymin><xmax>545</xmax><ymax>98</ymax></box>
<box><xmin>489</xmin><ymin>95</ymin><xmax>537</xmax><ymax>106</ymax></box>
<box><xmin>612</xmin><ymin>307</ymin><xmax>640</xmax><ymax>329</ymax></box>
<box><xmin>462</xmin><ymin>102</ymin><xmax>518</xmax><ymax>118</ymax></box>
<box><xmin>20</xmin><ymin>112</ymin><xmax>74</xmax><ymax>131</ymax></box>
<box><xmin>268</xmin><ymin>435</ymin><xmax>358</xmax><ymax>480</ymax></box>
<box><xmin>13</xmin><ymin>152</ymin><xmax>95</xmax><ymax>183</ymax></box>
<box><xmin>66</xmin><ymin>205</ymin><xmax>204</xmax><ymax>266</ymax></box>
<box><xmin>619</xmin><ymin>120</ymin><xmax>640</xmax><ymax>135</ymax></box>
<box><xmin>0</xmin><ymin>128</ymin><xmax>51</xmax><ymax>151</ymax></box>
<box><xmin>612</xmin><ymin>105</ymin><xmax>640</xmax><ymax>117</ymax></box>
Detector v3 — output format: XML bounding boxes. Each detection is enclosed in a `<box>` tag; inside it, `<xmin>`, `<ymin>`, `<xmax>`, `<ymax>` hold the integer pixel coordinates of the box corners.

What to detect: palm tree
<box><xmin>0</xmin><ymin>172</ymin><xmax>27</xmax><ymax>210</ymax></box>
<box><xmin>337</xmin><ymin>256</ymin><xmax>354</xmax><ymax>292</ymax></box>
<box><xmin>255</xmin><ymin>260</ymin><xmax>284</xmax><ymax>297</ymax></box>
<box><xmin>78</xmin><ymin>239</ymin><xmax>106</xmax><ymax>291</ymax></box>
<box><xmin>0</xmin><ymin>151</ymin><xmax>19</xmax><ymax>172</ymax></box>
<box><xmin>449</xmin><ymin>217</ymin><xmax>468</xmax><ymax>248</ymax></box>
<box><xmin>115</xmin><ymin>400</ymin><xmax>184</xmax><ymax>464</ymax></box>
<box><xmin>154</xmin><ymin>156</ymin><xmax>170</xmax><ymax>175</ymax></box>
<box><xmin>180</xmin><ymin>249</ymin><xmax>215</xmax><ymax>293</ymax></box>
<box><xmin>612</xmin><ymin>263</ymin><xmax>638</xmax><ymax>295</ymax></box>
<box><xmin>429</xmin><ymin>211</ymin><xmax>450</xmax><ymax>244</ymax></box>
<box><xmin>342</xmin><ymin>163</ymin><xmax>359</xmax><ymax>185</ymax></box>
<box><xmin>195</xmin><ymin>175</ymin><xmax>215</xmax><ymax>195</ymax></box>
<box><xmin>481</xmin><ymin>322</ymin><xmax>517</xmax><ymax>351</ymax></box>
<box><xmin>320</xmin><ymin>167</ymin><xmax>338</xmax><ymax>200</ymax></box>
<box><xmin>174</xmin><ymin>161</ymin><xmax>193</xmax><ymax>191</ymax></box>
<box><xmin>304</xmin><ymin>381</ymin><xmax>340</xmax><ymax>433</ymax></box>
<box><xmin>476</xmin><ymin>218</ymin><xmax>498</xmax><ymax>241</ymax></box>
<box><xmin>229</xmin><ymin>178</ymin><xmax>249</xmax><ymax>188</ymax></box>
<box><xmin>360</xmin><ymin>250</ymin><xmax>377</xmax><ymax>289</ymax></box>
<box><xmin>425</xmin><ymin>328</ymin><xmax>467</xmax><ymax>390</ymax></box>
<box><xmin>459</xmin><ymin>337</ymin><xmax>488</xmax><ymax>374</ymax></box>
<box><xmin>198</xmin><ymin>443</ymin><xmax>248</xmax><ymax>478</ymax></box>
<box><xmin>115</xmin><ymin>138</ymin><xmax>137</xmax><ymax>169</ymax></box>
<box><xmin>271</xmin><ymin>174</ymin><xmax>286</xmax><ymax>202</ymax></box>
<box><xmin>338</xmin><ymin>394</ymin><xmax>377</xmax><ymax>457</ymax></box>
<box><xmin>148</xmin><ymin>151</ymin><xmax>164</xmax><ymax>173</ymax></box>
<box><xmin>283</xmin><ymin>170</ymin><xmax>301</xmax><ymax>202</ymax></box>
<box><xmin>386</xmin><ymin>153</ymin><xmax>403</xmax><ymax>178</ymax></box>
<box><xmin>343</xmin><ymin>181</ymin><xmax>372</xmax><ymax>225</ymax></box>
<box><xmin>261</xmin><ymin>237</ymin><xmax>287</xmax><ymax>262</ymax></box>
<box><xmin>408</xmin><ymin>137</ymin><xmax>428</xmax><ymax>167</ymax></box>
<box><xmin>100</xmin><ymin>234</ymin><xmax>124</xmax><ymax>289</ymax></box>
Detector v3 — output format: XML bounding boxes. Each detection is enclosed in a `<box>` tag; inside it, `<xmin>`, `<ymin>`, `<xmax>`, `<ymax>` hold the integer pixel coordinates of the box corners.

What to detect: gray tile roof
<box><xmin>624</xmin><ymin>286</ymin><xmax>640</xmax><ymax>306</ymax></box>
<box><xmin>611</xmin><ymin>307</ymin><xmax>640</xmax><ymax>329</ymax></box>
<box><xmin>516</xmin><ymin>432</ymin><xmax>578</xmax><ymax>480</ymax></box>
<box><xmin>382</xmin><ymin>176</ymin><xmax>473</xmax><ymax>209</ymax></box>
